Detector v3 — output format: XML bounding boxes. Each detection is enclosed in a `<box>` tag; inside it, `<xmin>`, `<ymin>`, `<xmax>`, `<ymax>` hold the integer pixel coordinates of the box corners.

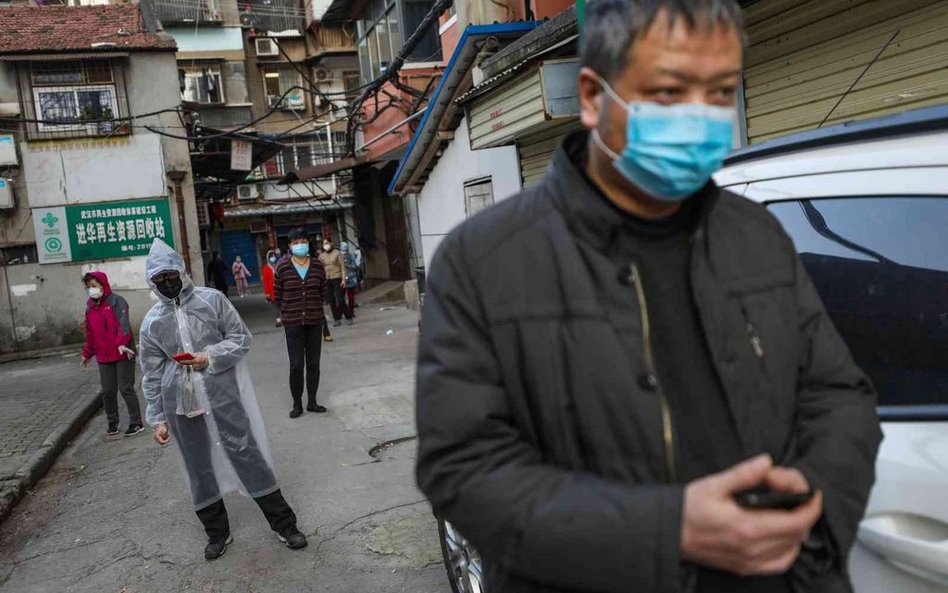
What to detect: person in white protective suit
<box><xmin>139</xmin><ymin>239</ymin><xmax>308</xmax><ymax>560</ymax></box>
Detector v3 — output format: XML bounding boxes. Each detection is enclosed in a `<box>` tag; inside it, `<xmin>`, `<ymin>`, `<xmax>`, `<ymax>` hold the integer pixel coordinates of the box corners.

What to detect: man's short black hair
<box><xmin>288</xmin><ymin>227</ymin><xmax>308</xmax><ymax>242</ymax></box>
<box><xmin>581</xmin><ymin>0</ymin><xmax>745</xmax><ymax>84</ymax></box>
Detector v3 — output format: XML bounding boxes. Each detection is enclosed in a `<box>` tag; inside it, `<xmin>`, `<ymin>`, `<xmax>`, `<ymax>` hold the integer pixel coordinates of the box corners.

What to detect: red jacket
<box><xmin>82</xmin><ymin>272</ymin><xmax>134</xmax><ymax>364</ymax></box>
<box><xmin>262</xmin><ymin>264</ymin><xmax>275</xmax><ymax>301</ymax></box>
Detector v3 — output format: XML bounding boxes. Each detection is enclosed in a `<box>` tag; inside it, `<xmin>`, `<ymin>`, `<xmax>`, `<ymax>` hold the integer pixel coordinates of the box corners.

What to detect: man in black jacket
<box><xmin>415</xmin><ymin>1</ymin><xmax>882</xmax><ymax>592</ymax></box>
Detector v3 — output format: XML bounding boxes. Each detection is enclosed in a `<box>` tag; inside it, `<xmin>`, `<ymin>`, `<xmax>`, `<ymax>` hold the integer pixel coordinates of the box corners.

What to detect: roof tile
<box><xmin>0</xmin><ymin>5</ymin><xmax>176</xmax><ymax>54</ymax></box>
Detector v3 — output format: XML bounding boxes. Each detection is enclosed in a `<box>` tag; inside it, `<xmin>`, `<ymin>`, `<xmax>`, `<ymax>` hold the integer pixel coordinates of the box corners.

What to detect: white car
<box><xmin>717</xmin><ymin>104</ymin><xmax>948</xmax><ymax>592</ymax></box>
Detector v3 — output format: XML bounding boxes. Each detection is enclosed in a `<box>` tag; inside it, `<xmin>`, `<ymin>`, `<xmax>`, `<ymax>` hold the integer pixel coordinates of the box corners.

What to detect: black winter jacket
<box><xmin>415</xmin><ymin>133</ymin><xmax>882</xmax><ymax>593</ymax></box>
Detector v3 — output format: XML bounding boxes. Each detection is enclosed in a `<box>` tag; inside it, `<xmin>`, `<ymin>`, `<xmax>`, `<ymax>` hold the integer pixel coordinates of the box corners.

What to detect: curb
<box><xmin>0</xmin><ymin>390</ymin><xmax>102</xmax><ymax>524</ymax></box>
<box><xmin>0</xmin><ymin>344</ymin><xmax>83</xmax><ymax>366</ymax></box>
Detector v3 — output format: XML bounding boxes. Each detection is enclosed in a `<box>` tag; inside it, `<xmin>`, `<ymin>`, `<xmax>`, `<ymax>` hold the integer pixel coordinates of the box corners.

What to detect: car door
<box><xmin>762</xmin><ymin>192</ymin><xmax>948</xmax><ymax>592</ymax></box>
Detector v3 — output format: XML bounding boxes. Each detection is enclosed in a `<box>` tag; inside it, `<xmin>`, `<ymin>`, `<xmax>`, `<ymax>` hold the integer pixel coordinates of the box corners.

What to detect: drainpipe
<box><xmin>166</xmin><ymin>169</ymin><xmax>192</xmax><ymax>276</ymax></box>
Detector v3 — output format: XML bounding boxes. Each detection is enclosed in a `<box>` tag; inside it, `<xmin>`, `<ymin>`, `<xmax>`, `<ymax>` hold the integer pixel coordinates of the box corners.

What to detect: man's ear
<box><xmin>579</xmin><ymin>67</ymin><xmax>604</xmax><ymax>130</ymax></box>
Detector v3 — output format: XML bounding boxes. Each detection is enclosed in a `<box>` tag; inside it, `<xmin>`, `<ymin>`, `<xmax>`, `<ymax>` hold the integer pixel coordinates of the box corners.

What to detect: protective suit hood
<box><xmin>145</xmin><ymin>239</ymin><xmax>194</xmax><ymax>304</ymax></box>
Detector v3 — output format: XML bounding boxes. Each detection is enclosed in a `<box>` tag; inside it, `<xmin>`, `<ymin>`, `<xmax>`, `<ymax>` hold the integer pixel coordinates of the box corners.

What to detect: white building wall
<box><xmin>416</xmin><ymin>115</ymin><xmax>521</xmax><ymax>271</ymax></box>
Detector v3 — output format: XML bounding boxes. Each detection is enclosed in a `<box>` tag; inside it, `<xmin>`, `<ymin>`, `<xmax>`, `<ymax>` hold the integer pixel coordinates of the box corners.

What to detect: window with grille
<box><xmin>18</xmin><ymin>59</ymin><xmax>130</xmax><ymax>140</ymax></box>
<box><xmin>180</xmin><ymin>66</ymin><xmax>225</xmax><ymax>104</ymax></box>
<box><xmin>262</xmin><ymin>67</ymin><xmax>306</xmax><ymax>110</ymax></box>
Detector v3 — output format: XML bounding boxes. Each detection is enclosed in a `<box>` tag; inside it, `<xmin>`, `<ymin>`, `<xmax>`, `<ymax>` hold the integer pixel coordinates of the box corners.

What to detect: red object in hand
<box><xmin>173</xmin><ymin>352</ymin><xmax>195</xmax><ymax>362</ymax></box>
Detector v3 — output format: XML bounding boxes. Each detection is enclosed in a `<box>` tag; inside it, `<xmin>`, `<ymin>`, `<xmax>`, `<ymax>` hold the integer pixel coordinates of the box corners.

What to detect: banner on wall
<box><xmin>33</xmin><ymin>198</ymin><xmax>174</xmax><ymax>265</ymax></box>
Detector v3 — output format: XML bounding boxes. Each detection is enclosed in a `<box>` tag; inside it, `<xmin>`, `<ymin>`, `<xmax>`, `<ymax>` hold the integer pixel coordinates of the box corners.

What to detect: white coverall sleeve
<box><xmin>139</xmin><ymin>327</ymin><xmax>167</xmax><ymax>426</ymax></box>
<box><xmin>204</xmin><ymin>294</ymin><xmax>252</xmax><ymax>375</ymax></box>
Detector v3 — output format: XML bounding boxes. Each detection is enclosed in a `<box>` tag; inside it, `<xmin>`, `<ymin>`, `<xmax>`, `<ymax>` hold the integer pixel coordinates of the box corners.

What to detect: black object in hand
<box><xmin>735</xmin><ymin>487</ymin><xmax>815</xmax><ymax>510</ymax></box>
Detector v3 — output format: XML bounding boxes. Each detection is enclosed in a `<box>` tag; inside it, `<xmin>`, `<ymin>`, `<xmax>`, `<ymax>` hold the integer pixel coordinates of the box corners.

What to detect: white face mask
<box><xmin>323</xmin><ymin>243</ymin><xmax>332</xmax><ymax>252</ymax></box>
<box><xmin>88</xmin><ymin>287</ymin><xmax>103</xmax><ymax>299</ymax></box>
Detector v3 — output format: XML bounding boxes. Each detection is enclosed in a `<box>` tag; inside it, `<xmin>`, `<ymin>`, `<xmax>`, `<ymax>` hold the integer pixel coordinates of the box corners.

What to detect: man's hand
<box><xmin>118</xmin><ymin>345</ymin><xmax>135</xmax><ymax>360</ymax></box>
<box><xmin>681</xmin><ymin>454</ymin><xmax>823</xmax><ymax>576</ymax></box>
<box><xmin>177</xmin><ymin>352</ymin><xmax>209</xmax><ymax>371</ymax></box>
<box><xmin>154</xmin><ymin>423</ymin><xmax>171</xmax><ymax>446</ymax></box>
<box><xmin>80</xmin><ymin>357</ymin><xmax>91</xmax><ymax>369</ymax></box>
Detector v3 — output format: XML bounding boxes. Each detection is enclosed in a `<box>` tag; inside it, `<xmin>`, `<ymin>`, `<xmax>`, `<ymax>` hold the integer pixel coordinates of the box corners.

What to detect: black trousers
<box><xmin>97</xmin><ymin>358</ymin><xmax>142</xmax><ymax>425</ymax></box>
<box><xmin>327</xmin><ymin>279</ymin><xmax>352</xmax><ymax>321</ymax></box>
<box><xmin>195</xmin><ymin>489</ymin><xmax>297</xmax><ymax>541</ymax></box>
<box><xmin>284</xmin><ymin>323</ymin><xmax>323</xmax><ymax>409</ymax></box>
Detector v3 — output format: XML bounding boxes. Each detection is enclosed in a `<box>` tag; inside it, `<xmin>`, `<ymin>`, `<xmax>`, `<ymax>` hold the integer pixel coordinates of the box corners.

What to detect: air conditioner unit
<box><xmin>0</xmin><ymin>178</ymin><xmax>13</xmax><ymax>209</ymax></box>
<box><xmin>314</xmin><ymin>68</ymin><xmax>332</xmax><ymax>82</ymax></box>
<box><xmin>268</xmin><ymin>96</ymin><xmax>283</xmax><ymax>109</ymax></box>
<box><xmin>0</xmin><ymin>135</ymin><xmax>16</xmax><ymax>166</ymax></box>
<box><xmin>237</xmin><ymin>183</ymin><xmax>263</xmax><ymax>201</ymax></box>
<box><xmin>255</xmin><ymin>38</ymin><xmax>279</xmax><ymax>57</ymax></box>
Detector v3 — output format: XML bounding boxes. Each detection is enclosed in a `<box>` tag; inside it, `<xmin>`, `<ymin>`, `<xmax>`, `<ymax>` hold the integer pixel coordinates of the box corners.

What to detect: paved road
<box><xmin>0</xmin><ymin>295</ymin><xmax>447</xmax><ymax>593</ymax></box>
<box><xmin>0</xmin><ymin>355</ymin><xmax>99</xmax><ymax>484</ymax></box>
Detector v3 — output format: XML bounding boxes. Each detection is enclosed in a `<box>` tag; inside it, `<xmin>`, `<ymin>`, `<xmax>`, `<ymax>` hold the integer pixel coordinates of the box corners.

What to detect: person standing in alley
<box><xmin>231</xmin><ymin>256</ymin><xmax>251</xmax><ymax>298</ymax></box>
<box><xmin>207</xmin><ymin>252</ymin><xmax>229</xmax><ymax>296</ymax></box>
<box><xmin>81</xmin><ymin>271</ymin><xmax>144</xmax><ymax>440</ymax></box>
<box><xmin>274</xmin><ymin>228</ymin><xmax>329</xmax><ymax>418</ymax></box>
<box><xmin>415</xmin><ymin>2</ymin><xmax>881</xmax><ymax>592</ymax></box>
<box><xmin>262</xmin><ymin>249</ymin><xmax>281</xmax><ymax>327</ymax></box>
<box><xmin>319</xmin><ymin>239</ymin><xmax>351</xmax><ymax>326</ymax></box>
<box><xmin>341</xmin><ymin>242</ymin><xmax>359</xmax><ymax>320</ymax></box>
<box><xmin>139</xmin><ymin>239</ymin><xmax>308</xmax><ymax>560</ymax></box>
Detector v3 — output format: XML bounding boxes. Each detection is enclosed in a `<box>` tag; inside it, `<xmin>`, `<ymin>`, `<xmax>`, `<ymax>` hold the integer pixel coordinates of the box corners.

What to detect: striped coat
<box><xmin>273</xmin><ymin>257</ymin><xmax>327</xmax><ymax>327</ymax></box>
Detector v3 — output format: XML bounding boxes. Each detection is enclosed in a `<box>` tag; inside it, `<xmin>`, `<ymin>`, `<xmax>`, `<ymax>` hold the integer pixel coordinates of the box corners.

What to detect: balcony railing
<box><xmin>152</xmin><ymin>0</ymin><xmax>224</xmax><ymax>25</ymax></box>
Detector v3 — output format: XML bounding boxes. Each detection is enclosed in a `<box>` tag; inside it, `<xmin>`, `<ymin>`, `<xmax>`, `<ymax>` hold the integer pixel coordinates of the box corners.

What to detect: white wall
<box><xmin>416</xmin><ymin>116</ymin><xmax>521</xmax><ymax>270</ymax></box>
<box><xmin>20</xmin><ymin>134</ymin><xmax>166</xmax><ymax>207</ymax></box>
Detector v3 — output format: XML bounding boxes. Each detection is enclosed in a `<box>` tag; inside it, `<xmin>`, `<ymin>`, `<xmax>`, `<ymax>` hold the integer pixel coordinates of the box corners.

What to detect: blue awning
<box><xmin>387</xmin><ymin>21</ymin><xmax>538</xmax><ymax>196</ymax></box>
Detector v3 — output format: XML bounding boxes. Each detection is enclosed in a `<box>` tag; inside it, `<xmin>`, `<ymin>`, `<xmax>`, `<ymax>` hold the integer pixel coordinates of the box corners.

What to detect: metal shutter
<box><xmin>518</xmin><ymin>118</ymin><xmax>584</xmax><ymax>188</ymax></box>
<box><xmin>744</xmin><ymin>0</ymin><xmax>948</xmax><ymax>143</ymax></box>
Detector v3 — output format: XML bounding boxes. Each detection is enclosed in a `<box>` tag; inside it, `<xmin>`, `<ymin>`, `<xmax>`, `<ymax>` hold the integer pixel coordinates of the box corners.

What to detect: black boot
<box><xmin>306</xmin><ymin>403</ymin><xmax>327</xmax><ymax>413</ymax></box>
<box><xmin>278</xmin><ymin>526</ymin><xmax>308</xmax><ymax>549</ymax></box>
<box><xmin>289</xmin><ymin>408</ymin><xmax>303</xmax><ymax>419</ymax></box>
<box><xmin>204</xmin><ymin>533</ymin><xmax>232</xmax><ymax>560</ymax></box>
<box><xmin>196</xmin><ymin>499</ymin><xmax>231</xmax><ymax>560</ymax></box>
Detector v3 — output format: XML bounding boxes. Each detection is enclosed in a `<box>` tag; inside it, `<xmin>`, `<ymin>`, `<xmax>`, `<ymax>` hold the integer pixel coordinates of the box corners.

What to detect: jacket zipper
<box><xmin>629</xmin><ymin>263</ymin><xmax>677</xmax><ymax>484</ymax></box>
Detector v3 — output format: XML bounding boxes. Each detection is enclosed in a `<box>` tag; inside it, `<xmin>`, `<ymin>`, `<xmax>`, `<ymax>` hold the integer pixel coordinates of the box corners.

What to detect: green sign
<box><xmin>33</xmin><ymin>198</ymin><xmax>174</xmax><ymax>264</ymax></box>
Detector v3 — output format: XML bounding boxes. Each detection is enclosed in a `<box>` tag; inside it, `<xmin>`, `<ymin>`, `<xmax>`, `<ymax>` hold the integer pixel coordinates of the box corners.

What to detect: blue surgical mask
<box><xmin>291</xmin><ymin>244</ymin><xmax>309</xmax><ymax>257</ymax></box>
<box><xmin>593</xmin><ymin>77</ymin><xmax>735</xmax><ymax>201</ymax></box>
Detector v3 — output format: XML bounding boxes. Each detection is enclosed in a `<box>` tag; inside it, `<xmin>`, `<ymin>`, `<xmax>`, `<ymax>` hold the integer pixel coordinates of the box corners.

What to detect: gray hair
<box><xmin>580</xmin><ymin>0</ymin><xmax>746</xmax><ymax>83</ymax></box>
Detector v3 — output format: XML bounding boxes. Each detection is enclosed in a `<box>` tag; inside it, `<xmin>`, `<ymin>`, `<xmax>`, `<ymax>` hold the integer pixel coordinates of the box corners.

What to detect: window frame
<box><xmin>261</xmin><ymin>66</ymin><xmax>306</xmax><ymax>111</ymax></box>
<box><xmin>19</xmin><ymin>59</ymin><xmax>130</xmax><ymax>140</ymax></box>
<box><xmin>765</xmin><ymin>194</ymin><xmax>948</xmax><ymax>422</ymax></box>
<box><xmin>33</xmin><ymin>84</ymin><xmax>119</xmax><ymax>132</ymax></box>
<box><xmin>463</xmin><ymin>177</ymin><xmax>494</xmax><ymax>218</ymax></box>
<box><xmin>180</xmin><ymin>66</ymin><xmax>226</xmax><ymax>105</ymax></box>
<box><xmin>357</xmin><ymin>0</ymin><xmax>400</xmax><ymax>83</ymax></box>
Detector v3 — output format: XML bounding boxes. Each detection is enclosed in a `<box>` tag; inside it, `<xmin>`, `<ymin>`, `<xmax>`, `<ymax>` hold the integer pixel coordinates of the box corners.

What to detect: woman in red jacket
<box><xmin>262</xmin><ymin>249</ymin><xmax>281</xmax><ymax>327</ymax></box>
<box><xmin>80</xmin><ymin>272</ymin><xmax>144</xmax><ymax>439</ymax></box>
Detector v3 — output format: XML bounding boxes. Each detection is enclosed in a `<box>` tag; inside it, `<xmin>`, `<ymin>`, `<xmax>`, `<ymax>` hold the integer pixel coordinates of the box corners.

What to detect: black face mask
<box><xmin>155</xmin><ymin>276</ymin><xmax>183</xmax><ymax>300</ymax></box>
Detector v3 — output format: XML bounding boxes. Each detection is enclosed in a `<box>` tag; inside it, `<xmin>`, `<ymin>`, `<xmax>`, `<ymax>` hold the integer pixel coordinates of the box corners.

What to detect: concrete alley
<box><xmin>0</xmin><ymin>296</ymin><xmax>445</xmax><ymax>593</ymax></box>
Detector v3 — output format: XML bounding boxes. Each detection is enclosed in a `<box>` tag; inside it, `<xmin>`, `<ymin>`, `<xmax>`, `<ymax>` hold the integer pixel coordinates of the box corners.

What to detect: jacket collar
<box><xmin>545</xmin><ymin>131</ymin><xmax>719</xmax><ymax>252</ymax></box>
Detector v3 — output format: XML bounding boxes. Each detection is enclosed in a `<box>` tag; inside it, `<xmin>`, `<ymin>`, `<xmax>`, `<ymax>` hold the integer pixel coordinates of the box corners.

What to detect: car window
<box><xmin>768</xmin><ymin>197</ymin><xmax>948</xmax><ymax>410</ymax></box>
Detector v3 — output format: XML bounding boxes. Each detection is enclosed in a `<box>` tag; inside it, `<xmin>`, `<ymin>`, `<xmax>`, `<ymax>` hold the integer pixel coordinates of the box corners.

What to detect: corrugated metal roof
<box><xmin>225</xmin><ymin>199</ymin><xmax>354</xmax><ymax>218</ymax></box>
